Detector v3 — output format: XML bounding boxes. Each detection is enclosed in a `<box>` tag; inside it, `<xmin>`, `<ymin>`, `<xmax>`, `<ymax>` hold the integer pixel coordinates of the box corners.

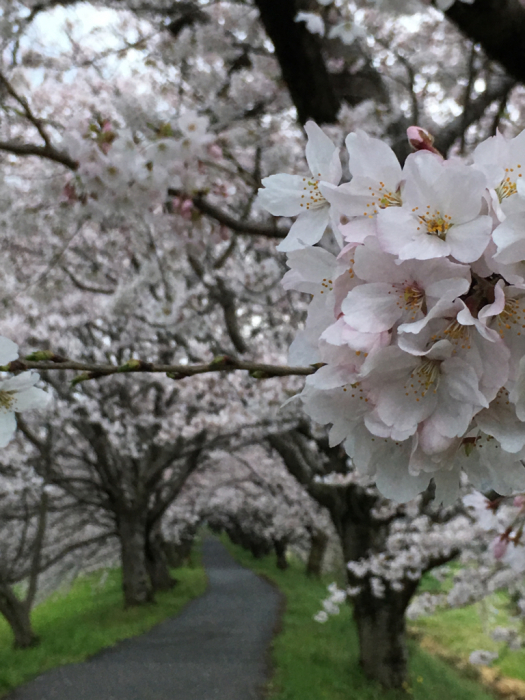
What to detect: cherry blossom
<box><xmin>0</xmin><ymin>372</ymin><xmax>49</xmax><ymax>448</ymax></box>
<box><xmin>267</xmin><ymin>124</ymin><xmax>525</xmax><ymax>504</ymax></box>
<box><xmin>258</xmin><ymin>122</ymin><xmax>342</xmax><ymax>252</ymax></box>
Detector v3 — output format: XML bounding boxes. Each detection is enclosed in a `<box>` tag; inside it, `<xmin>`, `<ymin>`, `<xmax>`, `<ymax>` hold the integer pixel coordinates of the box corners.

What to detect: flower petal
<box><xmin>258</xmin><ymin>174</ymin><xmax>306</xmax><ymax>216</ymax></box>
<box><xmin>305</xmin><ymin>122</ymin><xmax>342</xmax><ymax>184</ymax></box>
<box><xmin>0</xmin><ymin>337</ymin><xmax>18</xmax><ymax>366</ymax></box>
<box><xmin>276</xmin><ymin>207</ymin><xmax>330</xmax><ymax>252</ymax></box>
<box><xmin>0</xmin><ymin>411</ymin><xmax>16</xmax><ymax>448</ymax></box>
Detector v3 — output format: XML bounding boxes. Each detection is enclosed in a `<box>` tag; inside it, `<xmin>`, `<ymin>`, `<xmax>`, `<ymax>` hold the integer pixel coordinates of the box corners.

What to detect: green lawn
<box><xmin>413</xmin><ymin>572</ymin><xmax>525</xmax><ymax>684</ymax></box>
<box><xmin>0</xmin><ymin>561</ymin><xmax>207</xmax><ymax>697</ymax></box>
<box><xmin>223</xmin><ymin>540</ymin><xmax>495</xmax><ymax>700</ymax></box>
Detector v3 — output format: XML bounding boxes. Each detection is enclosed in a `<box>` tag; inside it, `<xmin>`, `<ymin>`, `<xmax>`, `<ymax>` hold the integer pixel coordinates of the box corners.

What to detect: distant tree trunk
<box><xmin>274</xmin><ymin>539</ymin><xmax>288</xmax><ymax>570</ymax></box>
<box><xmin>164</xmin><ymin>540</ymin><xmax>189</xmax><ymax>568</ymax></box>
<box><xmin>339</xmin><ymin>508</ymin><xmax>418</xmax><ymax>689</ymax></box>
<box><xmin>352</xmin><ymin>584</ymin><xmax>417</xmax><ymax>689</ymax></box>
<box><xmin>117</xmin><ymin>511</ymin><xmax>153</xmax><ymax>606</ymax></box>
<box><xmin>306</xmin><ymin>529</ymin><xmax>328</xmax><ymax>578</ymax></box>
<box><xmin>146</xmin><ymin>523</ymin><xmax>177</xmax><ymax>592</ymax></box>
<box><xmin>0</xmin><ymin>584</ymin><xmax>39</xmax><ymax>649</ymax></box>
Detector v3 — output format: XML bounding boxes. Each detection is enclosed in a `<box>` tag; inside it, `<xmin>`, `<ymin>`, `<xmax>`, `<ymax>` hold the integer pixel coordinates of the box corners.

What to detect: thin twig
<box><xmin>7</xmin><ymin>353</ymin><xmax>319</xmax><ymax>384</ymax></box>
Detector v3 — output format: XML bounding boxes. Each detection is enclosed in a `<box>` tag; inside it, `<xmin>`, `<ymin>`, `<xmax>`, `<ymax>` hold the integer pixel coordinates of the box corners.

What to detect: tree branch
<box><xmin>191</xmin><ymin>194</ymin><xmax>287</xmax><ymax>239</ymax></box>
<box><xmin>8</xmin><ymin>354</ymin><xmax>318</xmax><ymax>384</ymax></box>
<box><xmin>253</xmin><ymin>0</ymin><xmax>340</xmax><ymax>124</ymax></box>
<box><xmin>0</xmin><ymin>140</ymin><xmax>77</xmax><ymax>169</ymax></box>
<box><xmin>445</xmin><ymin>0</ymin><xmax>525</xmax><ymax>89</ymax></box>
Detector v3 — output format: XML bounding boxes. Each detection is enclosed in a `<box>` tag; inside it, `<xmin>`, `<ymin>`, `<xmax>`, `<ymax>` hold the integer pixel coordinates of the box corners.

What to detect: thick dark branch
<box><xmin>0</xmin><ymin>140</ymin><xmax>77</xmax><ymax>169</ymax></box>
<box><xmin>253</xmin><ymin>0</ymin><xmax>340</xmax><ymax>124</ymax></box>
<box><xmin>213</xmin><ymin>278</ymin><xmax>249</xmax><ymax>354</ymax></box>
<box><xmin>192</xmin><ymin>194</ymin><xmax>287</xmax><ymax>239</ymax></box>
<box><xmin>446</xmin><ymin>0</ymin><xmax>525</xmax><ymax>87</ymax></box>
<box><xmin>25</xmin><ymin>490</ymin><xmax>48</xmax><ymax>609</ymax></box>
<box><xmin>0</xmin><ymin>71</ymin><xmax>52</xmax><ymax>147</ymax></box>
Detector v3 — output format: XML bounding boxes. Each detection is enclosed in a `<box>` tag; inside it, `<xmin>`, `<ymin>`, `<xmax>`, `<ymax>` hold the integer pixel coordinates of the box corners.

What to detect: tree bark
<box><xmin>0</xmin><ymin>584</ymin><xmax>39</xmax><ymax>649</ymax></box>
<box><xmin>254</xmin><ymin>0</ymin><xmax>341</xmax><ymax>123</ymax></box>
<box><xmin>306</xmin><ymin>529</ymin><xmax>328</xmax><ymax>578</ymax></box>
<box><xmin>352</xmin><ymin>586</ymin><xmax>416</xmax><ymax>689</ymax></box>
<box><xmin>117</xmin><ymin>511</ymin><xmax>153</xmax><ymax>606</ymax></box>
<box><xmin>446</xmin><ymin>0</ymin><xmax>525</xmax><ymax>87</ymax></box>
<box><xmin>274</xmin><ymin>539</ymin><xmax>288</xmax><ymax>570</ymax></box>
<box><xmin>146</xmin><ymin>524</ymin><xmax>177</xmax><ymax>592</ymax></box>
<box><xmin>164</xmin><ymin>538</ymin><xmax>193</xmax><ymax>568</ymax></box>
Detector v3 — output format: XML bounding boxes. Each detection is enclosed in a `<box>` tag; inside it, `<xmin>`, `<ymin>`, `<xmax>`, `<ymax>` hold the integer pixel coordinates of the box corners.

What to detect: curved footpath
<box><xmin>8</xmin><ymin>539</ymin><xmax>281</xmax><ymax>700</ymax></box>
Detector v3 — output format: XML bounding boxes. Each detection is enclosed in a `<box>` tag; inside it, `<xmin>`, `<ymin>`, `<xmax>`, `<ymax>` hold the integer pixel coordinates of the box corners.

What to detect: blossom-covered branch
<box><xmin>259</xmin><ymin>120</ymin><xmax>525</xmax><ymax>505</ymax></box>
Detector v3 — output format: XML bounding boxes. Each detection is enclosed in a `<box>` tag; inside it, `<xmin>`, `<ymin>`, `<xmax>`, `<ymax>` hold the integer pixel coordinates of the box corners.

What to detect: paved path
<box><xmin>9</xmin><ymin>539</ymin><xmax>281</xmax><ymax>700</ymax></box>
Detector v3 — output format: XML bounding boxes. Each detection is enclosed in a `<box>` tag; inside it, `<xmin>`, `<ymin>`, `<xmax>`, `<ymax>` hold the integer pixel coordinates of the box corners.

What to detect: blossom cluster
<box><xmin>62</xmin><ymin>110</ymin><xmax>215</xmax><ymax>220</ymax></box>
<box><xmin>464</xmin><ymin>491</ymin><xmax>525</xmax><ymax>572</ymax></box>
<box><xmin>0</xmin><ymin>337</ymin><xmax>49</xmax><ymax>447</ymax></box>
<box><xmin>296</xmin><ymin>0</ymin><xmax>475</xmax><ymax>43</ymax></box>
<box><xmin>259</xmin><ymin>123</ymin><xmax>525</xmax><ymax>504</ymax></box>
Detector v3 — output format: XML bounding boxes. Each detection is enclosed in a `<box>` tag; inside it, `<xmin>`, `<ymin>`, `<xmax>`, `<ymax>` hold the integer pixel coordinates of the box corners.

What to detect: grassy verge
<box><xmin>223</xmin><ymin>539</ymin><xmax>494</xmax><ymax>700</ymax></box>
<box><xmin>0</xmin><ymin>559</ymin><xmax>207</xmax><ymax>697</ymax></box>
<box><xmin>410</xmin><ymin>572</ymin><xmax>525</xmax><ymax>695</ymax></box>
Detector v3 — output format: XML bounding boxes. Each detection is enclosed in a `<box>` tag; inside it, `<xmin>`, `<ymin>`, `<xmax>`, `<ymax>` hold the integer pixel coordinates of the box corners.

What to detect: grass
<box><xmin>223</xmin><ymin>539</ymin><xmax>495</xmax><ymax>700</ymax></box>
<box><xmin>0</xmin><ymin>558</ymin><xmax>207</xmax><ymax>697</ymax></box>
<box><xmin>412</xmin><ymin>572</ymin><xmax>525</xmax><ymax>684</ymax></box>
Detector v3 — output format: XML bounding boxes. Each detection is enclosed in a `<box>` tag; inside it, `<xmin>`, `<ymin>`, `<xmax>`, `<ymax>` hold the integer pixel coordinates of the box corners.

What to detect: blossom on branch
<box><xmin>0</xmin><ymin>337</ymin><xmax>49</xmax><ymax>448</ymax></box>
<box><xmin>266</xmin><ymin>123</ymin><xmax>525</xmax><ymax>503</ymax></box>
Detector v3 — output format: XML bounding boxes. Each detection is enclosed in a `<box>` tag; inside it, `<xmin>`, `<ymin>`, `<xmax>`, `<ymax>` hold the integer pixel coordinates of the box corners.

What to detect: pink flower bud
<box><xmin>493</xmin><ymin>536</ymin><xmax>508</xmax><ymax>560</ymax></box>
<box><xmin>407</xmin><ymin>126</ymin><xmax>442</xmax><ymax>156</ymax></box>
<box><xmin>513</xmin><ymin>495</ymin><xmax>525</xmax><ymax>509</ymax></box>
<box><xmin>208</xmin><ymin>144</ymin><xmax>223</xmax><ymax>159</ymax></box>
<box><xmin>101</xmin><ymin>120</ymin><xmax>113</xmax><ymax>133</ymax></box>
<box><xmin>62</xmin><ymin>181</ymin><xmax>77</xmax><ymax>202</ymax></box>
<box><xmin>181</xmin><ymin>198</ymin><xmax>193</xmax><ymax>214</ymax></box>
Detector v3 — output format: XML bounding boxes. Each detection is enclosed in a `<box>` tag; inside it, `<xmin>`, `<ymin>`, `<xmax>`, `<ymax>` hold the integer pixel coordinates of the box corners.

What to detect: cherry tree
<box><xmin>0</xmin><ymin>447</ymin><xmax>113</xmax><ymax>647</ymax></box>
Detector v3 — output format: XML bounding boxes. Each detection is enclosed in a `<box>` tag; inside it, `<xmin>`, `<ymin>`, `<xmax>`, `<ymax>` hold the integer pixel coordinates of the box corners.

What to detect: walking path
<box><xmin>9</xmin><ymin>539</ymin><xmax>281</xmax><ymax>700</ymax></box>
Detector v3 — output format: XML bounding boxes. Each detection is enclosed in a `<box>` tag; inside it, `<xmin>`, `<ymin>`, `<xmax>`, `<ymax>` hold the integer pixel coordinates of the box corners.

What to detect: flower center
<box><xmin>403</xmin><ymin>284</ymin><xmax>424</xmax><ymax>308</ymax></box>
<box><xmin>495</xmin><ymin>166</ymin><xmax>522</xmax><ymax>202</ymax></box>
<box><xmin>393</xmin><ymin>282</ymin><xmax>425</xmax><ymax>321</ymax></box>
<box><xmin>363</xmin><ymin>182</ymin><xmax>402</xmax><ymax>217</ymax></box>
<box><xmin>495</xmin><ymin>297</ymin><xmax>525</xmax><ymax>337</ymax></box>
<box><xmin>404</xmin><ymin>359</ymin><xmax>441</xmax><ymax>401</ymax></box>
<box><xmin>300</xmin><ymin>178</ymin><xmax>326</xmax><ymax>210</ymax></box>
<box><xmin>415</xmin><ymin>208</ymin><xmax>452</xmax><ymax>240</ymax></box>
<box><xmin>0</xmin><ymin>391</ymin><xmax>15</xmax><ymax>412</ymax></box>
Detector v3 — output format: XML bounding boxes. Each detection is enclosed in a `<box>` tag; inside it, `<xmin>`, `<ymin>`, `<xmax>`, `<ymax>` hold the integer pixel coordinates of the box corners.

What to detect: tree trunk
<box><xmin>0</xmin><ymin>584</ymin><xmax>39</xmax><ymax>649</ymax></box>
<box><xmin>146</xmin><ymin>525</ymin><xmax>177</xmax><ymax>592</ymax></box>
<box><xmin>306</xmin><ymin>530</ymin><xmax>328</xmax><ymax>578</ymax></box>
<box><xmin>164</xmin><ymin>540</ymin><xmax>188</xmax><ymax>568</ymax></box>
<box><xmin>117</xmin><ymin>511</ymin><xmax>154</xmax><ymax>606</ymax></box>
<box><xmin>352</xmin><ymin>586</ymin><xmax>415</xmax><ymax>689</ymax></box>
<box><xmin>337</xmin><ymin>497</ymin><xmax>417</xmax><ymax>689</ymax></box>
<box><xmin>274</xmin><ymin>539</ymin><xmax>288</xmax><ymax>570</ymax></box>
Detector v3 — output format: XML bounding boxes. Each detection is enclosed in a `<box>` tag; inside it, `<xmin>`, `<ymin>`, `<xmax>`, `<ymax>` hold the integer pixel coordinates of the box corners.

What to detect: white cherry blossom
<box><xmin>376</xmin><ymin>155</ymin><xmax>492</xmax><ymax>263</ymax></box>
<box><xmin>258</xmin><ymin>122</ymin><xmax>342</xmax><ymax>252</ymax></box>
<box><xmin>0</xmin><ymin>372</ymin><xmax>50</xmax><ymax>448</ymax></box>
<box><xmin>340</xmin><ymin>237</ymin><xmax>471</xmax><ymax>333</ymax></box>
<box><xmin>320</xmin><ymin>130</ymin><xmax>403</xmax><ymax>245</ymax></box>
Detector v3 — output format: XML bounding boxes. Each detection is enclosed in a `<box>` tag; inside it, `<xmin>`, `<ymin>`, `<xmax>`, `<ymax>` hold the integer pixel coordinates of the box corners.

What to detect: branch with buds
<box><xmin>4</xmin><ymin>352</ymin><xmax>319</xmax><ymax>385</ymax></box>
